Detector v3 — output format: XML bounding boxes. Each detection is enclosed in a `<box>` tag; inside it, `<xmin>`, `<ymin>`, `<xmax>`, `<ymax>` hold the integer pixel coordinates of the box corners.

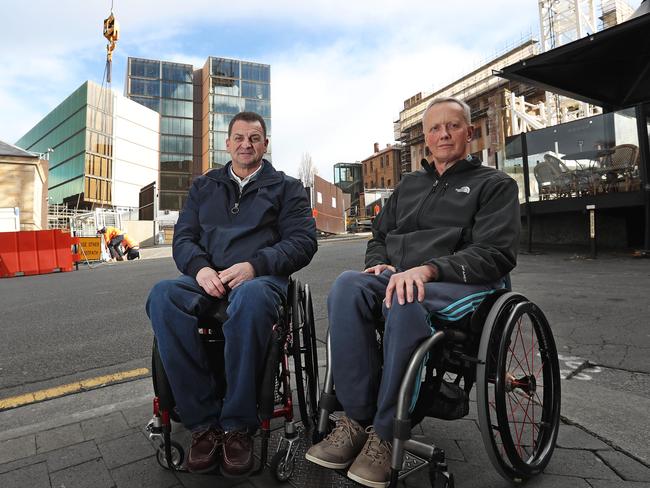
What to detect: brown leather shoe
<box><xmin>186</xmin><ymin>428</ymin><xmax>223</xmax><ymax>473</ymax></box>
<box><xmin>221</xmin><ymin>430</ymin><xmax>254</xmax><ymax>477</ymax></box>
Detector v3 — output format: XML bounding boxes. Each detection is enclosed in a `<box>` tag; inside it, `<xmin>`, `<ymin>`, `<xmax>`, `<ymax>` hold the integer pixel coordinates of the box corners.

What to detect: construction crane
<box><xmin>103</xmin><ymin>6</ymin><xmax>119</xmax><ymax>83</ymax></box>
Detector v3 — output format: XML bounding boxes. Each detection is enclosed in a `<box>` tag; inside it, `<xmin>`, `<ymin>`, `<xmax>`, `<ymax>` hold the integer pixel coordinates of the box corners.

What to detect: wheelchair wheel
<box><xmin>270</xmin><ymin>448</ymin><xmax>295</xmax><ymax>482</ymax></box>
<box><xmin>156</xmin><ymin>440</ymin><xmax>184</xmax><ymax>470</ymax></box>
<box><xmin>476</xmin><ymin>293</ymin><xmax>561</xmax><ymax>482</ymax></box>
<box><xmin>152</xmin><ymin>338</ymin><xmax>181</xmax><ymax>423</ymax></box>
<box><xmin>291</xmin><ymin>281</ymin><xmax>320</xmax><ymax>431</ymax></box>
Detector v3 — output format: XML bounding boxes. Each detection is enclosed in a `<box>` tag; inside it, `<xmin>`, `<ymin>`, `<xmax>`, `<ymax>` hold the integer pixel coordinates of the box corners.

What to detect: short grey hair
<box><xmin>423</xmin><ymin>96</ymin><xmax>471</xmax><ymax>124</ymax></box>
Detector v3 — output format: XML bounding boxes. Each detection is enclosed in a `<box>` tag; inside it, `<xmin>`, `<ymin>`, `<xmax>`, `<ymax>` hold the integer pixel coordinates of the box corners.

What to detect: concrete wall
<box><xmin>0</xmin><ymin>156</ymin><xmax>48</xmax><ymax>230</ymax></box>
<box><xmin>313</xmin><ymin>175</ymin><xmax>345</xmax><ymax>234</ymax></box>
<box><xmin>123</xmin><ymin>220</ymin><xmax>157</xmax><ymax>248</ymax></box>
<box><xmin>112</xmin><ymin>95</ymin><xmax>160</xmax><ymax>209</ymax></box>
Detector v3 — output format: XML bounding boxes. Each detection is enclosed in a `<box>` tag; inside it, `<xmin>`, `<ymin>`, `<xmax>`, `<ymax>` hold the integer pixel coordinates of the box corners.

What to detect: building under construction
<box><xmin>395</xmin><ymin>0</ymin><xmax>635</xmax><ymax>174</ymax></box>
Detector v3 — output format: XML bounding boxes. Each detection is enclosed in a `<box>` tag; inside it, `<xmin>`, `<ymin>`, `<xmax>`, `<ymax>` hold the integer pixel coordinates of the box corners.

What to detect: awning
<box><xmin>496</xmin><ymin>11</ymin><xmax>650</xmax><ymax>110</ymax></box>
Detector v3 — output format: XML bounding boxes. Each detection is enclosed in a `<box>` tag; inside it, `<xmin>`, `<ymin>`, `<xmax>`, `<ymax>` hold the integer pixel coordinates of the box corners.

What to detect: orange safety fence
<box><xmin>0</xmin><ymin>230</ymin><xmax>80</xmax><ymax>278</ymax></box>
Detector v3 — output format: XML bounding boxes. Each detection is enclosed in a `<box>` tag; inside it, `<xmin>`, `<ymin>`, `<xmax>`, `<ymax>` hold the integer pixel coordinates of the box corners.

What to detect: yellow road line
<box><xmin>0</xmin><ymin>368</ymin><xmax>150</xmax><ymax>410</ymax></box>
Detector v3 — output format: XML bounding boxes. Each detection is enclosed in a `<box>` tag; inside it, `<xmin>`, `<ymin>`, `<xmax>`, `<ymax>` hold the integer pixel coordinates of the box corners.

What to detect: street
<box><xmin>1</xmin><ymin>238</ymin><xmax>649</xmax><ymax>487</ymax></box>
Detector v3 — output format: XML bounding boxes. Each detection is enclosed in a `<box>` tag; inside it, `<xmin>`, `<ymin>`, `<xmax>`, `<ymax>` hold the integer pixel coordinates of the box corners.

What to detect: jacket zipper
<box><xmin>415</xmin><ymin>176</ymin><xmax>448</xmax><ymax>226</ymax></box>
<box><xmin>231</xmin><ymin>185</ymin><xmax>242</xmax><ymax>214</ymax></box>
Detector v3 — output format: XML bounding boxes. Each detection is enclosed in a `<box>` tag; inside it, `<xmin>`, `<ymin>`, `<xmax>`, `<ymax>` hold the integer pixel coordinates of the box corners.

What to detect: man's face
<box><xmin>226</xmin><ymin>120</ymin><xmax>268</xmax><ymax>171</ymax></box>
<box><xmin>423</xmin><ymin>102</ymin><xmax>473</xmax><ymax>167</ymax></box>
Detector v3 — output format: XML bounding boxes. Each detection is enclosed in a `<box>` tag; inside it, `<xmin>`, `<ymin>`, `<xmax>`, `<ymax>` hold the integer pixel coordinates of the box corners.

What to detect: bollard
<box><xmin>586</xmin><ymin>204</ymin><xmax>596</xmax><ymax>259</ymax></box>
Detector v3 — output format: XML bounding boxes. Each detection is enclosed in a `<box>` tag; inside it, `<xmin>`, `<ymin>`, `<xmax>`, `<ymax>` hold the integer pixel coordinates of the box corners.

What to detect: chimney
<box><xmin>373</xmin><ymin>143</ymin><xmax>379</xmax><ymax>153</ymax></box>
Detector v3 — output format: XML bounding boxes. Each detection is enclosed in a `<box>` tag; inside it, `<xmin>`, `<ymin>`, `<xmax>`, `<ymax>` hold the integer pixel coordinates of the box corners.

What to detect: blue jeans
<box><xmin>146</xmin><ymin>274</ymin><xmax>287</xmax><ymax>432</ymax></box>
<box><xmin>328</xmin><ymin>270</ymin><xmax>501</xmax><ymax>440</ymax></box>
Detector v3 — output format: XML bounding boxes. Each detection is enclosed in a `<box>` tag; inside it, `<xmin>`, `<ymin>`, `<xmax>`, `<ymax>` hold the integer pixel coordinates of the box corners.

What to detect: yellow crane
<box><xmin>103</xmin><ymin>5</ymin><xmax>119</xmax><ymax>83</ymax></box>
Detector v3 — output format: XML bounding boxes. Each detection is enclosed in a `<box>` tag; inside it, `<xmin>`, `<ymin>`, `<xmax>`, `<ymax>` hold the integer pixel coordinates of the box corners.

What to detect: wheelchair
<box><xmin>145</xmin><ymin>278</ymin><xmax>320</xmax><ymax>482</ymax></box>
<box><xmin>316</xmin><ymin>287</ymin><xmax>561</xmax><ymax>487</ymax></box>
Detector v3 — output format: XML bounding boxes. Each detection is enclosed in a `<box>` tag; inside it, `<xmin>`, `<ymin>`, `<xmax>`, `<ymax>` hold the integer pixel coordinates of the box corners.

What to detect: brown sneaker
<box><xmin>347</xmin><ymin>427</ymin><xmax>392</xmax><ymax>488</ymax></box>
<box><xmin>221</xmin><ymin>430</ymin><xmax>254</xmax><ymax>477</ymax></box>
<box><xmin>305</xmin><ymin>416</ymin><xmax>368</xmax><ymax>469</ymax></box>
<box><xmin>186</xmin><ymin>427</ymin><xmax>223</xmax><ymax>473</ymax></box>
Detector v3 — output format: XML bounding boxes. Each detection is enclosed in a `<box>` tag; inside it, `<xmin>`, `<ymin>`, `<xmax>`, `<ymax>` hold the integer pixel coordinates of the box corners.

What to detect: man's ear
<box><xmin>466</xmin><ymin>125</ymin><xmax>475</xmax><ymax>142</ymax></box>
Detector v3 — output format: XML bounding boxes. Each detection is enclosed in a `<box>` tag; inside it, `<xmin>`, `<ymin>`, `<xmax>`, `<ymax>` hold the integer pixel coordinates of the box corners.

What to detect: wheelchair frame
<box><xmin>316</xmin><ymin>289</ymin><xmax>561</xmax><ymax>488</ymax></box>
<box><xmin>146</xmin><ymin>278</ymin><xmax>320</xmax><ymax>482</ymax></box>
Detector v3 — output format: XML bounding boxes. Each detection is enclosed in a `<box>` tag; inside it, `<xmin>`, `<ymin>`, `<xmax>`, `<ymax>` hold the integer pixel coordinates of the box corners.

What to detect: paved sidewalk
<box><xmin>2</xmin><ymin>375</ymin><xmax>650</xmax><ymax>488</ymax></box>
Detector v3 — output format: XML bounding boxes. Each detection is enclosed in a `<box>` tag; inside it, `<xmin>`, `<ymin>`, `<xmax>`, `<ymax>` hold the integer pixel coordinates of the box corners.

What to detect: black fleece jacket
<box><xmin>365</xmin><ymin>156</ymin><xmax>520</xmax><ymax>284</ymax></box>
<box><xmin>173</xmin><ymin>160</ymin><xmax>317</xmax><ymax>279</ymax></box>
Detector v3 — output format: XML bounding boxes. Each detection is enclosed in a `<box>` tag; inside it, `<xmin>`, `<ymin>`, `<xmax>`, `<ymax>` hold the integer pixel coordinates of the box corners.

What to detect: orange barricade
<box><xmin>0</xmin><ymin>230</ymin><xmax>80</xmax><ymax>278</ymax></box>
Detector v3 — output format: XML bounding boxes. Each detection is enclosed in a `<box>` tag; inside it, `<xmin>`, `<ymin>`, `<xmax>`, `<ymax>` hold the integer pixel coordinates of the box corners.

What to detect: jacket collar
<box><xmin>420</xmin><ymin>155</ymin><xmax>482</xmax><ymax>179</ymax></box>
<box><xmin>205</xmin><ymin>159</ymin><xmax>282</xmax><ymax>188</ymax></box>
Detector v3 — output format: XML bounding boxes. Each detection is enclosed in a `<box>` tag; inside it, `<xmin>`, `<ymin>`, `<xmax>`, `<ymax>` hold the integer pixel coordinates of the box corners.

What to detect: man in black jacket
<box><xmin>306</xmin><ymin>97</ymin><xmax>520</xmax><ymax>488</ymax></box>
<box><xmin>147</xmin><ymin>112</ymin><xmax>317</xmax><ymax>477</ymax></box>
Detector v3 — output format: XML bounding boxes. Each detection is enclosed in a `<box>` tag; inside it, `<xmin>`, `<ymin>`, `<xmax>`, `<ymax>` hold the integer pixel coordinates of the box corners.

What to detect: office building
<box><xmin>126</xmin><ymin>56</ymin><xmax>271</xmax><ymax>211</ymax></box>
<box><xmin>126</xmin><ymin>58</ymin><xmax>194</xmax><ymax>211</ymax></box>
<box><xmin>16</xmin><ymin>81</ymin><xmax>159</xmax><ymax>210</ymax></box>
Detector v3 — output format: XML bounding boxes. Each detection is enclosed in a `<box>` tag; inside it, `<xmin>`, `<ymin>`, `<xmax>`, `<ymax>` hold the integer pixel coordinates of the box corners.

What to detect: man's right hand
<box><xmin>363</xmin><ymin>264</ymin><xmax>396</xmax><ymax>275</ymax></box>
<box><xmin>196</xmin><ymin>267</ymin><xmax>228</xmax><ymax>298</ymax></box>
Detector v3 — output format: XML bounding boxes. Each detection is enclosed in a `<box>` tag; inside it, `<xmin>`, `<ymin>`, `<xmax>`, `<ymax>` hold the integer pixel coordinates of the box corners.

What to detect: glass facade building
<box><xmin>127</xmin><ymin>56</ymin><xmax>271</xmax><ymax>211</ymax></box>
<box><xmin>203</xmin><ymin>57</ymin><xmax>271</xmax><ymax>170</ymax></box>
<box><xmin>126</xmin><ymin>58</ymin><xmax>194</xmax><ymax>211</ymax></box>
<box><xmin>16</xmin><ymin>81</ymin><xmax>115</xmax><ymax>206</ymax></box>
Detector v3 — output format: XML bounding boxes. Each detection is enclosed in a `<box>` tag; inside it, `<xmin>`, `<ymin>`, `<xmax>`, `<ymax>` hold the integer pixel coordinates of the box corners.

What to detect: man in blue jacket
<box><xmin>147</xmin><ymin>111</ymin><xmax>317</xmax><ymax>477</ymax></box>
<box><xmin>306</xmin><ymin>97</ymin><xmax>520</xmax><ymax>488</ymax></box>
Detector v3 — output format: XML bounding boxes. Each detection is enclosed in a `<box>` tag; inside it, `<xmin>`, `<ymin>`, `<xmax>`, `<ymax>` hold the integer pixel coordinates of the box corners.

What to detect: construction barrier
<box><xmin>0</xmin><ymin>230</ymin><xmax>80</xmax><ymax>278</ymax></box>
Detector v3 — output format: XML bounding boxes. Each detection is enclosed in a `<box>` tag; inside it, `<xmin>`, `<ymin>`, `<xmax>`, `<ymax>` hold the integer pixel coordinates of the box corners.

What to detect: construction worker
<box><xmin>97</xmin><ymin>226</ymin><xmax>140</xmax><ymax>261</ymax></box>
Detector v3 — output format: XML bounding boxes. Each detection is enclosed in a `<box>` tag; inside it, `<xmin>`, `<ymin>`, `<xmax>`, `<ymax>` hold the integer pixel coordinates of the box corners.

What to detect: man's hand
<box><xmin>363</xmin><ymin>264</ymin><xmax>396</xmax><ymax>275</ymax></box>
<box><xmin>196</xmin><ymin>266</ymin><xmax>228</xmax><ymax>298</ymax></box>
<box><xmin>385</xmin><ymin>264</ymin><xmax>438</xmax><ymax>309</ymax></box>
<box><xmin>218</xmin><ymin>262</ymin><xmax>255</xmax><ymax>290</ymax></box>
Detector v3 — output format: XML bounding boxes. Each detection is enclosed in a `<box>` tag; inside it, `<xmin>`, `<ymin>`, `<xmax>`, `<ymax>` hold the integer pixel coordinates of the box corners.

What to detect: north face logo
<box><xmin>455</xmin><ymin>186</ymin><xmax>471</xmax><ymax>194</ymax></box>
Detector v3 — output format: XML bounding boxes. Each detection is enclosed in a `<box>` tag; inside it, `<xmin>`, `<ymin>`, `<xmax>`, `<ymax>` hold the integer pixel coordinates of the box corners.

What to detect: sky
<box><xmin>0</xmin><ymin>0</ymin><xmax>641</xmax><ymax>181</ymax></box>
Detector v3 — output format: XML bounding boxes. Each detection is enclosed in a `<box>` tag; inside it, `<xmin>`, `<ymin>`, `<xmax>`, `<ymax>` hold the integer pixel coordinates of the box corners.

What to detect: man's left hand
<box><xmin>385</xmin><ymin>264</ymin><xmax>438</xmax><ymax>309</ymax></box>
<box><xmin>218</xmin><ymin>262</ymin><xmax>256</xmax><ymax>290</ymax></box>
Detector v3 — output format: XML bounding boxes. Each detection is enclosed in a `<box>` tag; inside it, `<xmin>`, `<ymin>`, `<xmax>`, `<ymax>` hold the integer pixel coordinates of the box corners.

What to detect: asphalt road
<box><xmin>1</xmin><ymin>239</ymin><xmax>649</xmax><ymax>462</ymax></box>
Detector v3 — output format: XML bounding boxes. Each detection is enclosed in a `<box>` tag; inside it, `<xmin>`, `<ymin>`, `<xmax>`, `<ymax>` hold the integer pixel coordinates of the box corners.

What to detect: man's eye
<box><xmin>250</xmin><ymin>137</ymin><xmax>261</xmax><ymax>143</ymax></box>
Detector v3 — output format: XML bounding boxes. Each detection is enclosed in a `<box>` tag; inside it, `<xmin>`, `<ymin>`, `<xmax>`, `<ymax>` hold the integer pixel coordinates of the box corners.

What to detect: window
<box><xmin>130</xmin><ymin>78</ymin><xmax>160</xmax><ymax>97</ymax></box>
<box><xmin>241</xmin><ymin>81</ymin><xmax>270</xmax><ymax>100</ymax></box>
<box><xmin>162</xmin><ymin>63</ymin><xmax>193</xmax><ymax>82</ymax></box>
<box><xmin>212</xmin><ymin>95</ymin><xmax>244</xmax><ymax>114</ymax></box>
<box><xmin>130</xmin><ymin>59</ymin><xmax>159</xmax><ymax>78</ymax></box>
<box><xmin>332</xmin><ymin>197</ymin><xmax>337</xmax><ymax>208</ymax></box>
<box><xmin>317</xmin><ymin>192</ymin><xmax>323</xmax><ymax>204</ymax></box>
<box><xmin>244</xmin><ymin>99</ymin><xmax>271</xmax><ymax>117</ymax></box>
<box><xmin>212</xmin><ymin>78</ymin><xmax>240</xmax><ymax>96</ymax></box>
<box><xmin>212</xmin><ymin>58</ymin><xmax>240</xmax><ymax>78</ymax></box>
<box><xmin>162</xmin><ymin>81</ymin><xmax>192</xmax><ymax>100</ymax></box>
<box><xmin>242</xmin><ymin>63</ymin><xmax>270</xmax><ymax>82</ymax></box>
<box><xmin>381</xmin><ymin>177</ymin><xmax>385</xmax><ymax>187</ymax></box>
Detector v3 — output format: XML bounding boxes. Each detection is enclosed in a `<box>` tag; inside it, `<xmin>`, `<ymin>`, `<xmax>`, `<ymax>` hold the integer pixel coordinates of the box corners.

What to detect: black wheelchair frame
<box><xmin>146</xmin><ymin>278</ymin><xmax>320</xmax><ymax>482</ymax></box>
<box><xmin>316</xmin><ymin>288</ymin><xmax>561</xmax><ymax>488</ymax></box>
